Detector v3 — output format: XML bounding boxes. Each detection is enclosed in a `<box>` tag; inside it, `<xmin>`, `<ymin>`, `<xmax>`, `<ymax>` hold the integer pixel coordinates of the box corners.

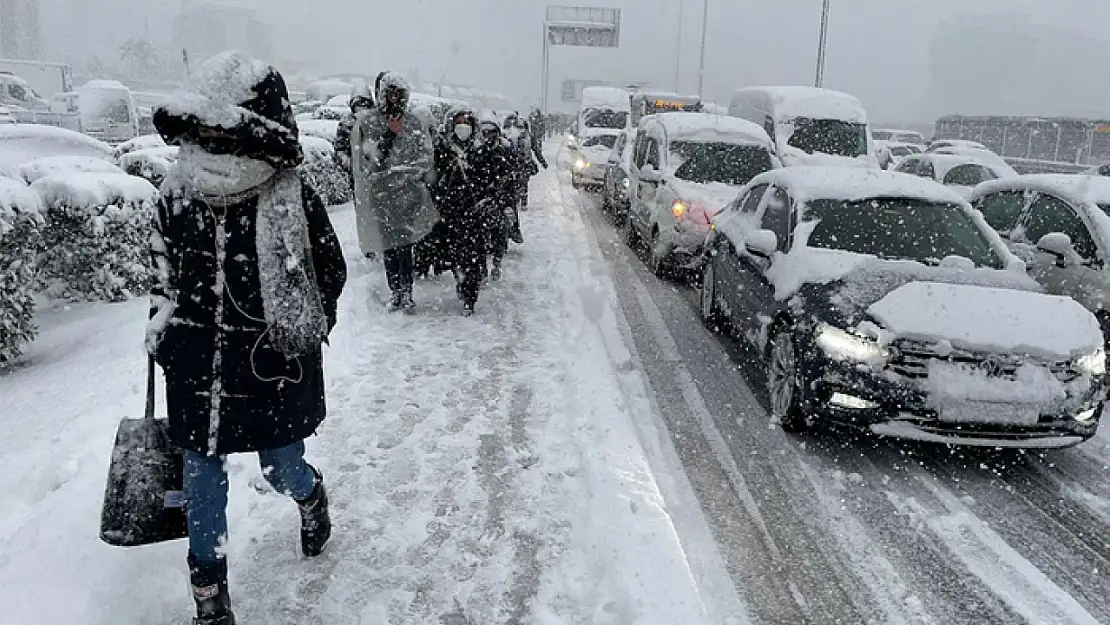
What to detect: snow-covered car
<box><xmin>1083</xmin><ymin>163</ymin><xmax>1110</xmax><ymax>177</ymax></box>
<box><xmin>927</xmin><ymin>139</ymin><xmax>987</xmax><ymax>152</ymax></box>
<box><xmin>570</xmin><ymin>131</ymin><xmax>620</xmax><ymax>191</ymax></box>
<box><xmin>19</xmin><ymin>155</ymin><xmax>125</xmax><ymax>185</ymax></box>
<box><xmin>601</xmin><ymin>129</ymin><xmax>637</xmax><ymax>221</ymax></box>
<box><xmin>892</xmin><ymin>152</ymin><xmax>1007</xmax><ymax>200</ymax></box>
<box><xmin>872</xmin><ymin>128</ymin><xmax>927</xmax><ymax>147</ymax></box>
<box><xmin>971</xmin><ymin>174</ymin><xmax>1110</xmax><ymax>340</ymax></box>
<box><xmin>0</xmin><ymin>124</ymin><xmax>113</xmax><ymax>181</ymax></box>
<box><xmin>625</xmin><ymin>112</ymin><xmax>777</xmax><ymax>276</ymax></box>
<box><xmin>728</xmin><ymin>86</ymin><xmax>878</xmax><ymax>168</ymax></box>
<box><xmin>930</xmin><ymin>145</ymin><xmax>1018</xmax><ymax>178</ymax></box>
<box><xmin>875</xmin><ymin>140</ymin><xmax>922</xmax><ymax>170</ymax></box>
<box><xmin>701</xmin><ymin>166</ymin><xmax>1106</xmax><ymax>448</ymax></box>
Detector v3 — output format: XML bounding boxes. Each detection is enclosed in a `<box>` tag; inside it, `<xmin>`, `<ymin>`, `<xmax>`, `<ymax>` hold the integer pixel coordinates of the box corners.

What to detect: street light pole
<box><xmin>673</xmin><ymin>0</ymin><xmax>686</xmax><ymax>92</ymax></box>
<box><xmin>696</xmin><ymin>0</ymin><xmax>708</xmax><ymax>96</ymax></box>
<box><xmin>814</xmin><ymin>0</ymin><xmax>831</xmax><ymax>87</ymax></box>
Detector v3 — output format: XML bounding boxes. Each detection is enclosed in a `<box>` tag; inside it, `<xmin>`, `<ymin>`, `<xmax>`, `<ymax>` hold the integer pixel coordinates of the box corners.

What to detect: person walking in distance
<box><xmin>352</xmin><ymin>71</ymin><xmax>438</xmax><ymax>312</ymax></box>
<box><xmin>148</xmin><ymin>51</ymin><xmax>347</xmax><ymax>625</ymax></box>
<box><xmin>471</xmin><ymin>119</ymin><xmax>516</xmax><ymax>281</ymax></box>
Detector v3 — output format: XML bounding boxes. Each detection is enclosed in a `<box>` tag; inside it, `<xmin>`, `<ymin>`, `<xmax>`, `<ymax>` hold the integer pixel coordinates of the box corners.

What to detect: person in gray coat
<box><xmin>352</xmin><ymin>71</ymin><xmax>438</xmax><ymax>311</ymax></box>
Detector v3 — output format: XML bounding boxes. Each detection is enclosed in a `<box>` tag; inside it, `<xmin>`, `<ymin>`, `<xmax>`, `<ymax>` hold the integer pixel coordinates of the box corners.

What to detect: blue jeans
<box><xmin>183</xmin><ymin>440</ymin><xmax>317</xmax><ymax>567</ymax></box>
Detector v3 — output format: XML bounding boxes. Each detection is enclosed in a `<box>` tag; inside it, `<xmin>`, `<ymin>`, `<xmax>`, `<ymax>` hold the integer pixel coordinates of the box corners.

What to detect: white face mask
<box><xmin>454</xmin><ymin>124</ymin><xmax>473</xmax><ymax>142</ymax></box>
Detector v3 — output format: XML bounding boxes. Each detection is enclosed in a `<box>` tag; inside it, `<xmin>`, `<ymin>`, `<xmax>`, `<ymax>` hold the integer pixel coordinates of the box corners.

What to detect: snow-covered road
<box><xmin>0</xmin><ymin>147</ymin><xmax>745</xmax><ymax>624</ymax></box>
<box><xmin>565</xmin><ymin>145</ymin><xmax>1110</xmax><ymax>624</ymax></box>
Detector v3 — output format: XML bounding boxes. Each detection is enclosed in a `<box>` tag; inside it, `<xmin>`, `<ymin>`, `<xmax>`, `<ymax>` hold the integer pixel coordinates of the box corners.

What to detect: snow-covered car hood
<box><xmin>780</xmin><ymin>148</ymin><xmax>877</xmax><ymax>169</ymax></box>
<box><xmin>577</xmin><ymin>145</ymin><xmax>612</xmax><ymax>164</ymax></box>
<box><xmin>866</xmin><ymin>281</ymin><xmax>1102</xmax><ymax>360</ymax></box>
<box><xmin>669</xmin><ymin>178</ymin><xmax>741</xmax><ymax>216</ymax></box>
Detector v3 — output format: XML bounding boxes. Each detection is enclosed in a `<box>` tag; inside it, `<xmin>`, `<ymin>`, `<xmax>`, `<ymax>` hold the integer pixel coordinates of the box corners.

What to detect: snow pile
<box><xmin>0</xmin><ymin>177</ymin><xmax>44</xmax><ymax>362</ymax></box>
<box><xmin>297</xmin><ymin>136</ymin><xmax>350</xmax><ymax>206</ymax></box>
<box><xmin>119</xmin><ymin>146</ymin><xmax>179</xmax><ymax>187</ymax></box>
<box><xmin>298</xmin><ymin>119</ymin><xmax>340</xmax><ymax>143</ymax></box>
<box><xmin>867</xmin><ymin>281</ymin><xmax>1102</xmax><ymax>360</ymax></box>
<box><xmin>19</xmin><ymin>156</ymin><xmax>123</xmax><ymax>185</ymax></box>
<box><xmin>112</xmin><ymin>134</ymin><xmax>166</xmax><ymax>160</ymax></box>
<box><xmin>924</xmin><ymin>361</ymin><xmax>1067</xmax><ymax>426</ymax></box>
<box><xmin>32</xmin><ymin>172</ymin><xmax>158</xmax><ymax>302</ymax></box>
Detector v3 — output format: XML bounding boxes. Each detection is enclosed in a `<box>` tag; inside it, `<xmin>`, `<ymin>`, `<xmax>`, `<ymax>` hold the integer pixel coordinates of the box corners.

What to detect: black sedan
<box><xmin>700</xmin><ymin>167</ymin><xmax>1107</xmax><ymax>448</ymax></box>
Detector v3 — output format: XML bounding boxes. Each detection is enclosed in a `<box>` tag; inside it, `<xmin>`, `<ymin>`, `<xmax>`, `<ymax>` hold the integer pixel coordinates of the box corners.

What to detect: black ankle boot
<box><xmin>297</xmin><ymin>466</ymin><xmax>331</xmax><ymax>557</ymax></box>
<box><xmin>188</xmin><ymin>555</ymin><xmax>236</xmax><ymax>625</ymax></box>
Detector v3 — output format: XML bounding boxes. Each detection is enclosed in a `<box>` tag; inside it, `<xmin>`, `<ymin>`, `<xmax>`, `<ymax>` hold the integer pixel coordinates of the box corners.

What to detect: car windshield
<box><xmin>583</xmin><ymin>108</ymin><xmax>628</xmax><ymax>129</ymax></box>
<box><xmin>669</xmin><ymin>140</ymin><xmax>774</xmax><ymax>185</ymax></box>
<box><xmin>79</xmin><ymin>90</ymin><xmax>131</xmax><ymax>123</ymax></box>
<box><xmin>787</xmin><ymin>118</ymin><xmax>869</xmax><ymax>157</ymax></box>
<box><xmin>582</xmin><ymin>134</ymin><xmax>617</xmax><ymax>149</ymax></box>
<box><xmin>943</xmin><ymin>163</ymin><xmax>997</xmax><ymax>186</ymax></box>
<box><xmin>805</xmin><ymin>197</ymin><xmax>1005</xmax><ymax>269</ymax></box>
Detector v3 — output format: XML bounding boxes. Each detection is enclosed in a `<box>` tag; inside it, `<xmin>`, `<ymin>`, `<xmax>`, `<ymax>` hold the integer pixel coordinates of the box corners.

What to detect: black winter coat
<box><xmin>151</xmin><ymin>176</ymin><xmax>347</xmax><ymax>455</ymax></box>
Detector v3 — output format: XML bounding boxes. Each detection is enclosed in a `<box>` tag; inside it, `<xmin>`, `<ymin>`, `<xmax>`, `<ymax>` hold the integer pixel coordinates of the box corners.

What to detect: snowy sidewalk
<box><xmin>0</xmin><ymin>153</ymin><xmax>734</xmax><ymax>624</ymax></box>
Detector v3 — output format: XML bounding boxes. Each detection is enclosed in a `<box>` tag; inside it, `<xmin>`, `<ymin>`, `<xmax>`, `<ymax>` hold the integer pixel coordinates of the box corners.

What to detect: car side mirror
<box><xmin>1036</xmin><ymin>232</ymin><xmax>1078</xmax><ymax>267</ymax></box>
<box><xmin>745</xmin><ymin>229</ymin><xmax>778</xmax><ymax>258</ymax></box>
<box><xmin>640</xmin><ymin>164</ymin><xmax>662</xmax><ymax>183</ymax></box>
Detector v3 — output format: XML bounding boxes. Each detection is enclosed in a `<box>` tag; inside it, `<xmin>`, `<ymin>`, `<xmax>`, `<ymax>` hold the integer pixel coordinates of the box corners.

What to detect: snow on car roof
<box><xmin>735</xmin><ymin>86</ymin><xmax>868</xmax><ymax>123</ymax></box>
<box><xmin>0</xmin><ymin>124</ymin><xmax>112</xmax><ymax>151</ymax></box>
<box><xmin>0</xmin><ymin>175</ymin><xmax>43</xmax><ymax>237</ymax></box>
<box><xmin>749</xmin><ymin>166</ymin><xmax>968</xmax><ymax>205</ymax></box>
<box><xmin>647</xmin><ymin>112</ymin><xmax>772</xmax><ymax>146</ymax></box>
<box><xmin>18</xmin><ymin>156</ymin><xmax>124</xmax><ymax>185</ymax></box>
<box><xmin>31</xmin><ymin>172</ymin><xmax>157</xmax><ymax>211</ymax></box>
<box><xmin>971</xmin><ymin>174</ymin><xmax>1110</xmax><ymax>206</ymax></box>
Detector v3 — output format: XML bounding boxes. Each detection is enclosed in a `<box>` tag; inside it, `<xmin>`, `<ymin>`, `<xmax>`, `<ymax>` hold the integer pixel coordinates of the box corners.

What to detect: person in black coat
<box><xmin>471</xmin><ymin>120</ymin><xmax>516</xmax><ymax>281</ymax></box>
<box><xmin>432</xmin><ymin>107</ymin><xmax>487</xmax><ymax>314</ymax></box>
<box><xmin>148</xmin><ymin>51</ymin><xmax>347</xmax><ymax>625</ymax></box>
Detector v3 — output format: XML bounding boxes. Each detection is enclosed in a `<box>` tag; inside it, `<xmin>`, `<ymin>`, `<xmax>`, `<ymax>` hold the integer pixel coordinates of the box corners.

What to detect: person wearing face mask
<box><xmin>432</xmin><ymin>107</ymin><xmax>488</xmax><ymax>315</ymax></box>
<box><xmin>470</xmin><ymin>119</ymin><xmax>516</xmax><ymax>281</ymax></box>
<box><xmin>148</xmin><ymin>51</ymin><xmax>347</xmax><ymax>625</ymax></box>
<box><xmin>352</xmin><ymin>71</ymin><xmax>438</xmax><ymax>312</ymax></box>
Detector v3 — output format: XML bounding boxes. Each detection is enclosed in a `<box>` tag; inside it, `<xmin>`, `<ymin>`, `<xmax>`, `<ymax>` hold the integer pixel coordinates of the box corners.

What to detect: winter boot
<box><xmin>399</xmin><ymin>291</ymin><xmax>417</xmax><ymax>314</ymax></box>
<box><xmin>296</xmin><ymin>466</ymin><xmax>331</xmax><ymax>558</ymax></box>
<box><xmin>189</xmin><ymin>555</ymin><xmax>236</xmax><ymax>625</ymax></box>
<box><xmin>490</xmin><ymin>261</ymin><xmax>502</xmax><ymax>282</ymax></box>
<box><xmin>462</xmin><ymin>302</ymin><xmax>476</xmax><ymax>317</ymax></box>
<box><xmin>387</xmin><ymin>291</ymin><xmax>403</xmax><ymax>312</ymax></box>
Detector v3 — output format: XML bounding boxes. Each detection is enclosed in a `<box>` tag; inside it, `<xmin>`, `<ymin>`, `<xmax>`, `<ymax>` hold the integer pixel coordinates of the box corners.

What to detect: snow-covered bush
<box><xmin>113</xmin><ymin>134</ymin><xmax>166</xmax><ymax>160</ymax></box>
<box><xmin>0</xmin><ymin>177</ymin><xmax>45</xmax><ymax>363</ymax></box>
<box><xmin>298</xmin><ymin>135</ymin><xmax>350</xmax><ymax>205</ymax></box>
<box><xmin>20</xmin><ymin>156</ymin><xmax>124</xmax><ymax>184</ymax></box>
<box><xmin>33</xmin><ymin>172</ymin><xmax>157</xmax><ymax>302</ymax></box>
<box><xmin>119</xmin><ymin>146</ymin><xmax>178</xmax><ymax>188</ymax></box>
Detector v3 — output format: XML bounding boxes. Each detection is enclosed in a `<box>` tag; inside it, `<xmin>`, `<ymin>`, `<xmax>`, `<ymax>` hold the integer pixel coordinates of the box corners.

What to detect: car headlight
<box><xmin>574</xmin><ymin>159</ymin><xmax>589</xmax><ymax>170</ymax></box>
<box><xmin>1076</xmin><ymin>347</ymin><xmax>1107</xmax><ymax>376</ymax></box>
<box><xmin>815</xmin><ymin>323</ymin><xmax>891</xmax><ymax>365</ymax></box>
<box><xmin>622</xmin><ymin>177</ymin><xmax>630</xmax><ymax>189</ymax></box>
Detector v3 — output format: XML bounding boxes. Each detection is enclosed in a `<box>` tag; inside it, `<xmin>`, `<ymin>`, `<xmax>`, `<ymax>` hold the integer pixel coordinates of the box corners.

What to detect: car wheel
<box><xmin>649</xmin><ymin>229</ymin><xmax>671</xmax><ymax>278</ymax></box>
<box><xmin>768</xmin><ymin>327</ymin><xmax>808</xmax><ymax>432</ymax></box>
<box><xmin>700</xmin><ymin>258</ymin><xmax>728</xmax><ymax>332</ymax></box>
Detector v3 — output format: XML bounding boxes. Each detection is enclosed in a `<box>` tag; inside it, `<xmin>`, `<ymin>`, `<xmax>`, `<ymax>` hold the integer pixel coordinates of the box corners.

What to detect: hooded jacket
<box><xmin>149</xmin><ymin>52</ymin><xmax>347</xmax><ymax>455</ymax></box>
<box><xmin>352</xmin><ymin>72</ymin><xmax>438</xmax><ymax>254</ymax></box>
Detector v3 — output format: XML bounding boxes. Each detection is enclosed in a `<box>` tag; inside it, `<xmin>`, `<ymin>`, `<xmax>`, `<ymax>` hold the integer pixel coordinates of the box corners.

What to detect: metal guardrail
<box><xmin>1003</xmin><ymin>157</ymin><xmax>1091</xmax><ymax>175</ymax></box>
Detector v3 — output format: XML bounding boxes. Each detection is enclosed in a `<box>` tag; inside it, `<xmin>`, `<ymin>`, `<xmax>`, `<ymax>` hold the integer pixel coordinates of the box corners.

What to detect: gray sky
<box><xmin>40</xmin><ymin>0</ymin><xmax>1110</xmax><ymax>123</ymax></box>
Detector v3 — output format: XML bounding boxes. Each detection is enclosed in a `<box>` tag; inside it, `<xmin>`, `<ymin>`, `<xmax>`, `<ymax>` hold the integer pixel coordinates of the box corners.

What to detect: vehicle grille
<box><xmin>888</xmin><ymin>341</ymin><xmax>1079</xmax><ymax>383</ymax></box>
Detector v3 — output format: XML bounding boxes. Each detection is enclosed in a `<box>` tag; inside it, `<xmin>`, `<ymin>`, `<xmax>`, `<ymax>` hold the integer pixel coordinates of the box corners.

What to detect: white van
<box><xmin>574</xmin><ymin>86</ymin><xmax>630</xmax><ymax>146</ymax></box>
<box><xmin>77</xmin><ymin>80</ymin><xmax>139</xmax><ymax>144</ymax></box>
<box><xmin>728</xmin><ymin>86</ymin><xmax>877</xmax><ymax>168</ymax></box>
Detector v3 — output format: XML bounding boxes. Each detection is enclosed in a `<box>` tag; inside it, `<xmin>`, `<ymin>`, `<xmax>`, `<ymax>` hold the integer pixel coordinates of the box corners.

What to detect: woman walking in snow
<box><xmin>470</xmin><ymin>119</ymin><xmax>516</xmax><ymax>282</ymax></box>
<box><xmin>352</xmin><ymin>71</ymin><xmax>438</xmax><ymax>312</ymax></box>
<box><xmin>432</xmin><ymin>107</ymin><xmax>489</xmax><ymax>315</ymax></box>
<box><xmin>147</xmin><ymin>51</ymin><xmax>347</xmax><ymax>625</ymax></box>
